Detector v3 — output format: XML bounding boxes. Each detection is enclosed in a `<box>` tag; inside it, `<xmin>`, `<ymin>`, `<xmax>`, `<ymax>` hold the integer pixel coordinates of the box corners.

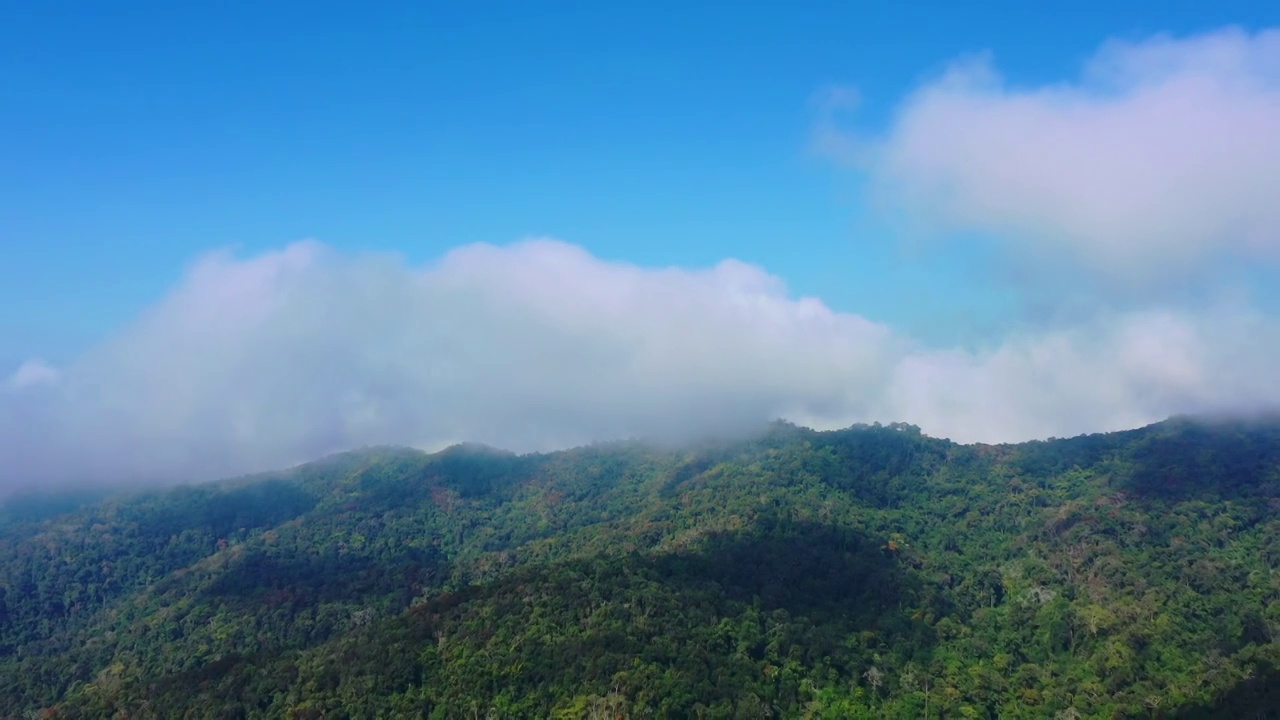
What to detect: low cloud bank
<box><xmin>3</xmin><ymin>238</ymin><xmax>1277</xmax><ymax>492</ymax></box>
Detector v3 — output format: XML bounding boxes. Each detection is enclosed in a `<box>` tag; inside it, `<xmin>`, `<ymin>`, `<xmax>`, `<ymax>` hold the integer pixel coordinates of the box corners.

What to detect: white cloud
<box><xmin>2</xmin><ymin>238</ymin><xmax>1278</xmax><ymax>492</ymax></box>
<box><xmin>830</xmin><ymin>26</ymin><xmax>1280</xmax><ymax>285</ymax></box>
<box><xmin>4</xmin><ymin>359</ymin><xmax>59</xmax><ymax>391</ymax></box>
<box><xmin>884</xmin><ymin>307</ymin><xmax>1280</xmax><ymax>442</ymax></box>
<box><xmin>7</xmin><ymin>28</ymin><xmax>1280</xmax><ymax>492</ymax></box>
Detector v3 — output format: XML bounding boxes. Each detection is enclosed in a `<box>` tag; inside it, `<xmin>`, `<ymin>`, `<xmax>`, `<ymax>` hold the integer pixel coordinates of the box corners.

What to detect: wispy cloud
<box><xmin>2</xmin><ymin>239</ymin><xmax>1278</xmax><ymax>493</ymax></box>
<box><xmin>3</xmin><ymin>360</ymin><xmax>59</xmax><ymax>391</ymax></box>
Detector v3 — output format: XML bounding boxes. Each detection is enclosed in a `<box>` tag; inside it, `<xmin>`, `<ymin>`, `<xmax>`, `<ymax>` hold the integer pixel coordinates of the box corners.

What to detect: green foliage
<box><xmin>1</xmin><ymin>419</ymin><xmax>1279</xmax><ymax>718</ymax></box>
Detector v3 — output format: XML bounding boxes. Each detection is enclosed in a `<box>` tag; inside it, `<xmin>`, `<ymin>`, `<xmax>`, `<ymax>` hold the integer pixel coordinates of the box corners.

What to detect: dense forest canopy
<box><xmin>1</xmin><ymin>417</ymin><xmax>1279</xmax><ymax>718</ymax></box>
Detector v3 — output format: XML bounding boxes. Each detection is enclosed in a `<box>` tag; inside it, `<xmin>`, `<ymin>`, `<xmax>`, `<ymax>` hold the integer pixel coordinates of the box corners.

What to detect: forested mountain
<box><xmin>2</xmin><ymin>417</ymin><xmax>1279</xmax><ymax>718</ymax></box>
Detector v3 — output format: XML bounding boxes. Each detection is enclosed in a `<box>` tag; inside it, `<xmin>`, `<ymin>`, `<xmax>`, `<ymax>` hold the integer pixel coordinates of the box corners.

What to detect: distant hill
<box><xmin>2</xmin><ymin>418</ymin><xmax>1279</xmax><ymax>718</ymax></box>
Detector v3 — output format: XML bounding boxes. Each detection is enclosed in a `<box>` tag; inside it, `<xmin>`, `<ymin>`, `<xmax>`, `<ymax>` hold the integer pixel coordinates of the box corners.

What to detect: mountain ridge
<box><xmin>2</xmin><ymin>415</ymin><xmax>1279</xmax><ymax>718</ymax></box>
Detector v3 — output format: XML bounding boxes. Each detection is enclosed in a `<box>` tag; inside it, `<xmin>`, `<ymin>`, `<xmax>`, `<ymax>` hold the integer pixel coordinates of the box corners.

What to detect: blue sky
<box><xmin>4</xmin><ymin>0</ymin><xmax>1275</xmax><ymax>369</ymax></box>
<box><xmin>3</xmin><ymin>2</ymin><xmax>1280</xmax><ymax>488</ymax></box>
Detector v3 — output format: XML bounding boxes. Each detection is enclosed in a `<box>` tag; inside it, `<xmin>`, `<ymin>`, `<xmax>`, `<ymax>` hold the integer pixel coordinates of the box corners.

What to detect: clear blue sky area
<box><xmin>2</xmin><ymin>1</ymin><xmax>1276</xmax><ymax>369</ymax></box>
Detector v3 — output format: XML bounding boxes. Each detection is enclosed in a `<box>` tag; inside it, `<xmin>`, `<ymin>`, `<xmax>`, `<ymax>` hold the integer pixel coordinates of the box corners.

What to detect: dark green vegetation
<box><xmin>2</xmin><ymin>417</ymin><xmax>1280</xmax><ymax>718</ymax></box>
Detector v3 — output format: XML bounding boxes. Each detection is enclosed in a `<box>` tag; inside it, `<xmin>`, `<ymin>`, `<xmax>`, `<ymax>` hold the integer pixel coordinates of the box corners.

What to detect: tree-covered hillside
<box><xmin>2</xmin><ymin>417</ymin><xmax>1279</xmax><ymax>718</ymax></box>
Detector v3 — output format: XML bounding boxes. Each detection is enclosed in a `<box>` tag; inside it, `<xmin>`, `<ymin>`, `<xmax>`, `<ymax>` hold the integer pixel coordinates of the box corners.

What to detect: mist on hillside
<box><xmin>3</xmin><ymin>239</ymin><xmax>1278</xmax><ymax>496</ymax></box>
